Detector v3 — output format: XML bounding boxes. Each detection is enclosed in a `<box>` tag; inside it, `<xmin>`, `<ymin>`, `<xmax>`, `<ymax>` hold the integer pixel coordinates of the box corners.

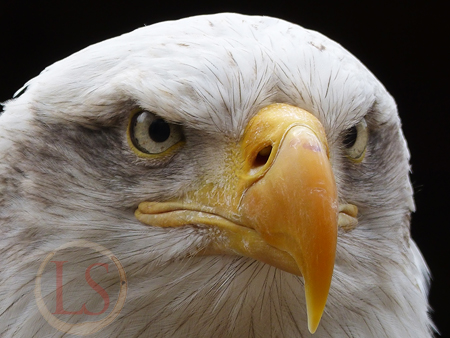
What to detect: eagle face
<box><xmin>0</xmin><ymin>13</ymin><xmax>432</xmax><ymax>337</ymax></box>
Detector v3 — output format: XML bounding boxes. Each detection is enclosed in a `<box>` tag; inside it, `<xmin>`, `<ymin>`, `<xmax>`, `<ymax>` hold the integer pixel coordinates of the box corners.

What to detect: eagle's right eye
<box><xmin>128</xmin><ymin>110</ymin><xmax>184</xmax><ymax>156</ymax></box>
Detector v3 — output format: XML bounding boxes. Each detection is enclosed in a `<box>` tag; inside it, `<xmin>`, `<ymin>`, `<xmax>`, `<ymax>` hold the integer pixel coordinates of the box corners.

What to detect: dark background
<box><xmin>1</xmin><ymin>1</ymin><xmax>447</xmax><ymax>336</ymax></box>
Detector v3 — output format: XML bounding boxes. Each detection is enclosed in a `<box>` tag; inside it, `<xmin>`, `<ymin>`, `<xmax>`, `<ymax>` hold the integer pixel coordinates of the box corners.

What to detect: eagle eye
<box><xmin>343</xmin><ymin>118</ymin><xmax>368</xmax><ymax>162</ymax></box>
<box><xmin>128</xmin><ymin>110</ymin><xmax>184</xmax><ymax>156</ymax></box>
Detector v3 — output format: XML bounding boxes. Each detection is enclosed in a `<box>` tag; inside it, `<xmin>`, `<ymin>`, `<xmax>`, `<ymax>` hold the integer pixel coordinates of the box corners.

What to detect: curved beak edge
<box><xmin>240</xmin><ymin>119</ymin><xmax>338</xmax><ymax>333</ymax></box>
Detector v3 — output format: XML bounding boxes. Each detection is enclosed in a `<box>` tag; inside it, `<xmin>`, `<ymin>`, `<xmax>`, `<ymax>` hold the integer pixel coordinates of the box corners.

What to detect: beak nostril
<box><xmin>251</xmin><ymin>145</ymin><xmax>272</xmax><ymax>172</ymax></box>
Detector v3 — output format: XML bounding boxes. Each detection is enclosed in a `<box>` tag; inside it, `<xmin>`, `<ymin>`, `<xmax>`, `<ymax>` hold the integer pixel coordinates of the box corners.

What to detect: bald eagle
<box><xmin>0</xmin><ymin>13</ymin><xmax>433</xmax><ymax>337</ymax></box>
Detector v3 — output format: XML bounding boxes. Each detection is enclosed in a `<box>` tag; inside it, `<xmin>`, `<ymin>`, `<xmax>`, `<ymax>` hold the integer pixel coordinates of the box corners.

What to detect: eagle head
<box><xmin>0</xmin><ymin>13</ymin><xmax>433</xmax><ymax>337</ymax></box>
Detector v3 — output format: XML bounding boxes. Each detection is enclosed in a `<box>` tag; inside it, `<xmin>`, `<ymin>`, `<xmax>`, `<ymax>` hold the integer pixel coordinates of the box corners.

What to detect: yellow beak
<box><xmin>136</xmin><ymin>103</ymin><xmax>340</xmax><ymax>333</ymax></box>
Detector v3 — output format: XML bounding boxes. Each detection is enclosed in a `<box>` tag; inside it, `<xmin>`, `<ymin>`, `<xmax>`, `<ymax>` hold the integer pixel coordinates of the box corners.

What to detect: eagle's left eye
<box><xmin>343</xmin><ymin>118</ymin><xmax>368</xmax><ymax>162</ymax></box>
<box><xmin>128</xmin><ymin>110</ymin><xmax>184</xmax><ymax>155</ymax></box>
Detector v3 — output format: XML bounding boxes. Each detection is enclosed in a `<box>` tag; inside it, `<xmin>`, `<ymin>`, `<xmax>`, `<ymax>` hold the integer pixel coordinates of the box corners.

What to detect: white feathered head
<box><xmin>0</xmin><ymin>13</ymin><xmax>433</xmax><ymax>337</ymax></box>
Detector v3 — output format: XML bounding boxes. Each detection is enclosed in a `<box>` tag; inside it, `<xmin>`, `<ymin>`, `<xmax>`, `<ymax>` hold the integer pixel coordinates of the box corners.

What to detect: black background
<box><xmin>1</xmin><ymin>1</ymin><xmax>448</xmax><ymax>336</ymax></box>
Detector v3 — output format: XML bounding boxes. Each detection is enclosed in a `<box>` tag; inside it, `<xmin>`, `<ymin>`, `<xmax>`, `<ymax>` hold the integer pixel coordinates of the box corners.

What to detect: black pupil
<box><xmin>343</xmin><ymin>126</ymin><xmax>358</xmax><ymax>148</ymax></box>
<box><xmin>149</xmin><ymin>119</ymin><xmax>171</xmax><ymax>143</ymax></box>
